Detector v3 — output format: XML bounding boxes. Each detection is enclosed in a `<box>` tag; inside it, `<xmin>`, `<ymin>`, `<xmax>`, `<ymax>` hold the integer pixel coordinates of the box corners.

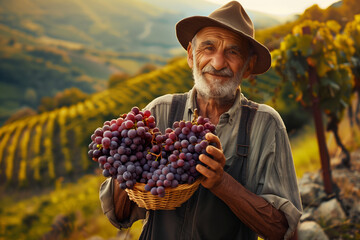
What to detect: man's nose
<box><xmin>211</xmin><ymin>51</ymin><xmax>227</xmax><ymax>71</ymax></box>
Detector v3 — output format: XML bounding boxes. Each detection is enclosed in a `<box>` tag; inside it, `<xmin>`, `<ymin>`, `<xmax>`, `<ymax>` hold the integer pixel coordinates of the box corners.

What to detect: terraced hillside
<box><xmin>0</xmin><ymin>58</ymin><xmax>279</xmax><ymax>188</ymax></box>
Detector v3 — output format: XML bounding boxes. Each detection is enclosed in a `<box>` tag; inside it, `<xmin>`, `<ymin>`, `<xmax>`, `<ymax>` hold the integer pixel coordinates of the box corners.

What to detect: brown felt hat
<box><xmin>176</xmin><ymin>1</ymin><xmax>271</xmax><ymax>75</ymax></box>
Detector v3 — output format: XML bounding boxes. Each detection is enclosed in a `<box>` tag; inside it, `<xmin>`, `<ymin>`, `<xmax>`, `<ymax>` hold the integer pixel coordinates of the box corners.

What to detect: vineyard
<box><xmin>0</xmin><ymin>58</ymin><xmax>279</xmax><ymax>189</ymax></box>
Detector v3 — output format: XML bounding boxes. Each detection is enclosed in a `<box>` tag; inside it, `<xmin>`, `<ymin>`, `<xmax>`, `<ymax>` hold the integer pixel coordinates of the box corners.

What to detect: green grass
<box><xmin>290</xmin><ymin>124</ymin><xmax>321</xmax><ymax>178</ymax></box>
<box><xmin>0</xmin><ymin>174</ymin><xmax>118</xmax><ymax>239</ymax></box>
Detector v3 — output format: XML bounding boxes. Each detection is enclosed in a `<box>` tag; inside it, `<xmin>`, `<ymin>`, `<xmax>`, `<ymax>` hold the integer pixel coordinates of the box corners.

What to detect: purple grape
<box><xmin>173</xmin><ymin>121</ymin><xmax>179</xmax><ymax>128</ymax></box>
<box><xmin>123</xmin><ymin>171</ymin><xmax>132</xmax><ymax>181</ymax></box>
<box><xmin>125</xmin><ymin>120</ymin><xmax>134</xmax><ymax>129</ymax></box>
<box><xmin>177</xmin><ymin>159</ymin><xmax>185</xmax><ymax>167</ymax></box>
<box><xmin>98</xmin><ymin>156</ymin><xmax>107</xmax><ymax>165</ymax></box>
<box><xmin>95</xmin><ymin>136</ymin><xmax>102</xmax><ymax>144</ymax></box>
<box><xmin>171</xmin><ymin>180</ymin><xmax>179</xmax><ymax>188</ymax></box>
<box><xmin>118</xmin><ymin>165</ymin><xmax>126</xmax><ymax>175</ymax></box>
<box><xmin>148</xmin><ymin>179</ymin><xmax>155</xmax><ymax>187</ymax></box>
<box><xmin>177</xmin><ymin>167</ymin><xmax>184</xmax><ymax>175</ymax></box>
<box><xmin>194</xmin><ymin>144</ymin><xmax>203</xmax><ymax>153</ymax></box>
<box><xmin>150</xmin><ymin>187</ymin><xmax>158</xmax><ymax>195</ymax></box>
<box><xmin>164</xmin><ymin>179</ymin><xmax>171</xmax><ymax>187</ymax></box>
<box><xmin>137</xmin><ymin>121</ymin><xmax>145</xmax><ymax>127</ymax></box>
<box><xmin>157</xmin><ymin>186</ymin><xmax>165</xmax><ymax>194</ymax></box>
<box><xmin>127</xmin><ymin>164</ymin><xmax>136</xmax><ymax>173</ymax></box>
<box><xmin>127</xmin><ymin>129</ymin><xmax>137</xmax><ymax>138</ymax></box>
<box><xmin>117</xmin><ymin>174</ymin><xmax>124</xmax><ymax>183</ymax></box>
<box><xmin>174</xmin><ymin>141</ymin><xmax>181</xmax><ymax>149</ymax></box>
<box><xmin>103</xmin><ymin>130</ymin><xmax>112</xmax><ymax>138</ymax></box>
<box><xmin>181</xmin><ymin>140</ymin><xmax>189</xmax><ymax>148</ymax></box>
<box><xmin>162</xmin><ymin>167</ymin><xmax>170</xmax><ymax>175</ymax></box>
<box><xmin>107</xmin><ymin>156</ymin><xmax>115</xmax><ymax>164</ymax></box>
<box><xmin>166</xmin><ymin>172</ymin><xmax>174</xmax><ymax>181</ymax></box>
<box><xmin>156</xmin><ymin>180</ymin><xmax>163</xmax><ymax>187</ymax></box>
<box><xmin>174</xmin><ymin>127</ymin><xmax>182</xmax><ymax>135</ymax></box>
<box><xmin>165</xmin><ymin>138</ymin><xmax>173</xmax><ymax>146</ymax></box>
<box><xmin>152</xmin><ymin>174</ymin><xmax>159</xmax><ymax>182</ymax></box>
<box><xmin>135</xmin><ymin>114</ymin><xmax>143</xmax><ymax>122</ymax></box>
<box><xmin>145</xmin><ymin>184</ymin><xmax>151</xmax><ymax>191</ymax></box>
<box><xmin>109</xmin><ymin>167</ymin><xmax>117</xmax><ymax>175</ymax></box>
<box><xmin>126</xmin><ymin>180</ymin><xmax>134</xmax><ymax>188</ymax></box>
<box><xmin>104</xmin><ymin>162</ymin><xmax>111</xmax><ymax>169</ymax></box>
<box><xmin>169</xmin><ymin>154</ymin><xmax>177</xmax><ymax>162</ymax></box>
<box><xmin>182</xmin><ymin>127</ymin><xmax>190</xmax><ymax>135</ymax></box>
<box><xmin>103</xmin><ymin>169</ymin><xmax>111</xmax><ymax>177</ymax></box>
<box><xmin>131</xmin><ymin>106</ymin><xmax>140</xmax><ymax>115</ymax></box>
<box><xmin>189</xmin><ymin>136</ymin><xmax>197</xmax><ymax>144</ymax></box>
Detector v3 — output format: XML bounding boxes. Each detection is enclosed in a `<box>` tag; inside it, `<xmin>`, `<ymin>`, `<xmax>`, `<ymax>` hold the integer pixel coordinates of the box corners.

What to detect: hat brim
<box><xmin>176</xmin><ymin>16</ymin><xmax>271</xmax><ymax>75</ymax></box>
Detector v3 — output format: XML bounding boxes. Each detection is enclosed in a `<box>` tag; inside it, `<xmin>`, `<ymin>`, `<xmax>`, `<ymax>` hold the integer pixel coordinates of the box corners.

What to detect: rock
<box><xmin>299</xmin><ymin>183</ymin><xmax>327</xmax><ymax>207</ymax></box>
<box><xmin>298</xmin><ymin>172</ymin><xmax>315</xmax><ymax>186</ymax></box>
<box><xmin>300</xmin><ymin>211</ymin><xmax>314</xmax><ymax>222</ymax></box>
<box><xmin>349</xmin><ymin>201</ymin><xmax>360</xmax><ymax>223</ymax></box>
<box><xmin>313</xmin><ymin>198</ymin><xmax>346</xmax><ymax>225</ymax></box>
<box><xmin>298</xmin><ymin>221</ymin><xmax>329</xmax><ymax>240</ymax></box>
<box><xmin>312</xmin><ymin>171</ymin><xmax>324</xmax><ymax>185</ymax></box>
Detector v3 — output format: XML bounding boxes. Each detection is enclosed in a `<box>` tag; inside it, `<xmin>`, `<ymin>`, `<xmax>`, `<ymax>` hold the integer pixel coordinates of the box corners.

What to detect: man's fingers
<box><xmin>199</xmin><ymin>154</ymin><xmax>222</xmax><ymax>171</ymax></box>
<box><xmin>196</xmin><ymin>163</ymin><xmax>216</xmax><ymax>178</ymax></box>
<box><xmin>205</xmin><ymin>145</ymin><xmax>226</xmax><ymax>166</ymax></box>
<box><xmin>205</xmin><ymin>133</ymin><xmax>222</xmax><ymax>150</ymax></box>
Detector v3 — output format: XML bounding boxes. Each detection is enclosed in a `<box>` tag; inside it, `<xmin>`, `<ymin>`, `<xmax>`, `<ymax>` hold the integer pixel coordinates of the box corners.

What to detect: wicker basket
<box><xmin>125</xmin><ymin>177</ymin><xmax>203</xmax><ymax>210</ymax></box>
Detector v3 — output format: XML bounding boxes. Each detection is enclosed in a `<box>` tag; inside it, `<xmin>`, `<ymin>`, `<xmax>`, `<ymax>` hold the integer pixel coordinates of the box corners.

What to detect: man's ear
<box><xmin>243</xmin><ymin>55</ymin><xmax>257</xmax><ymax>78</ymax></box>
<box><xmin>187</xmin><ymin>42</ymin><xmax>194</xmax><ymax>69</ymax></box>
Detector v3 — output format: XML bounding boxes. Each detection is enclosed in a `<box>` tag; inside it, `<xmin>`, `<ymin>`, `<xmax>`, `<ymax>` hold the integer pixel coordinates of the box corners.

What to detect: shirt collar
<box><xmin>186</xmin><ymin>87</ymin><xmax>244</xmax><ymax>125</ymax></box>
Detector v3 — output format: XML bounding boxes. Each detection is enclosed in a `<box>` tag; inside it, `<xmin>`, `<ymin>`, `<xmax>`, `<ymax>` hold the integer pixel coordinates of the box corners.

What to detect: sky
<box><xmin>205</xmin><ymin>0</ymin><xmax>341</xmax><ymax>16</ymax></box>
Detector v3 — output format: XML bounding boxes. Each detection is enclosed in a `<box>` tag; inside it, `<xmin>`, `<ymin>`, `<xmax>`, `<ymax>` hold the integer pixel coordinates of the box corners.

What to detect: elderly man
<box><xmin>100</xmin><ymin>1</ymin><xmax>302</xmax><ymax>239</ymax></box>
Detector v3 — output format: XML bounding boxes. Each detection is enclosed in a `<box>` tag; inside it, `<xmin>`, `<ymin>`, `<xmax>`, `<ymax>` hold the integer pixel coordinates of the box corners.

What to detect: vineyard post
<box><xmin>307</xmin><ymin>62</ymin><xmax>334</xmax><ymax>195</ymax></box>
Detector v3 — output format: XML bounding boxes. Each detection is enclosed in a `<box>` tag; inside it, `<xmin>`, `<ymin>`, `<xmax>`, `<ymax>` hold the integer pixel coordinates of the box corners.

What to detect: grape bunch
<box><xmin>88</xmin><ymin>107</ymin><xmax>156</xmax><ymax>189</ymax></box>
<box><xmin>88</xmin><ymin>107</ymin><xmax>216</xmax><ymax>197</ymax></box>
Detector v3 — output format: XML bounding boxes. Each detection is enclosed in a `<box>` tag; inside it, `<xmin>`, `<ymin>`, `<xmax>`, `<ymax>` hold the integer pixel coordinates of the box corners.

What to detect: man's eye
<box><xmin>228</xmin><ymin>50</ymin><xmax>239</xmax><ymax>55</ymax></box>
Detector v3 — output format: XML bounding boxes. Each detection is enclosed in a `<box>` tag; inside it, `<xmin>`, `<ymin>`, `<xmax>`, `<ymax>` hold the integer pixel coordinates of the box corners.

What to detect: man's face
<box><xmin>187</xmin><ymin>27</ymin><xmax>253</xmax><ymax>99</ymax></box>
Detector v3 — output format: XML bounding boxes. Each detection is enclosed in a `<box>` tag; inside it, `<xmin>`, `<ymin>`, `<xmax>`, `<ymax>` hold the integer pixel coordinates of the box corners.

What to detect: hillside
<box><xmin>0</xmin><ymin>0</ymin><xmax>293</xmax><ymax>126</ymax></box>
<box><xmin>0</xmin><ymin>59</ymin><xmax>193</xmax><ymax>189</ymax></box>
<box><xmin>0</xmin><ymin>0</ymin><xmax>182</xmax><ymax>125</ymax></box>
<box><xmin>0</xmin><ymin>57</ymin><xmax>280</xmax><ymax>190</ymax></box>
<box><xmin>0</xmin><ymin>25</ymin><xmax>168</xmax><ymax>126</ymax></box>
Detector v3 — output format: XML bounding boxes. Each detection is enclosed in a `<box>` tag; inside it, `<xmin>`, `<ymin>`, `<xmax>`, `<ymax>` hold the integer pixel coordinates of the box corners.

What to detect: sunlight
<box><xmin>205</xmin><ymin>0</ymin><xmax>341</xmax><ymax>15</ymax></box>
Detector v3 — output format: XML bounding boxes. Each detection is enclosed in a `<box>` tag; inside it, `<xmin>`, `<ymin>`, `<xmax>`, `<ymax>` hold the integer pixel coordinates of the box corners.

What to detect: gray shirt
<box><xmin>100</xmin><ymin>87</ymin><xmax>302</xmax><ymax>239</ymax></box>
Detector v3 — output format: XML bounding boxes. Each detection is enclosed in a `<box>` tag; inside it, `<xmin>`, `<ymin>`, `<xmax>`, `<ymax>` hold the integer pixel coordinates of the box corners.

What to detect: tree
<box><xmin>108</xmin><ymin>72</ymin><xmax>130</xmax><ymax>88</ymax></box>
<box><xmin>272</xmin><ymin>20</ymin><xmax>354</xmax><ymax>194</ymax></box>
<box><xmin>137</xmin><ymin>63</ymin><xmax>157</xmax><ymax>75</ymax></box>
<box><xmin>343</xmin><ymin>14</ymin><xmax>360</xmax><ymax>127</ymax></box>
<box><xmin>38</xmin><ymin>88</ymin><xmax>88</xmax><ymax>112</ymax></box>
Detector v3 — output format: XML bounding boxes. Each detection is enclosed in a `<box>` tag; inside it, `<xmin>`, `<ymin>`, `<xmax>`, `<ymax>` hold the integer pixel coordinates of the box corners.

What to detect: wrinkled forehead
<box><xmin>194</xmin><ymin>27</ymin><xmax>249</xmax><ymax>48</ymax></box>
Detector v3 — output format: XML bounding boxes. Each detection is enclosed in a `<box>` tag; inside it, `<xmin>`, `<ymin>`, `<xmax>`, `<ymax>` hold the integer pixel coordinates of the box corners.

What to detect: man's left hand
<box><xmin>196</xmin><ymin>133</ymin><xmax>226</xmax><ymax>189</ymax></box>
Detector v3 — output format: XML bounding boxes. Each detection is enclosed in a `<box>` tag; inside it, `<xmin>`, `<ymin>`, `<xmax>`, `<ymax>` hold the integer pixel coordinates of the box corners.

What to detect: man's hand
<box><xmin>196</xmin><ymin>133</ymin><xmax>226</xmax><ymax>189</ymax></box>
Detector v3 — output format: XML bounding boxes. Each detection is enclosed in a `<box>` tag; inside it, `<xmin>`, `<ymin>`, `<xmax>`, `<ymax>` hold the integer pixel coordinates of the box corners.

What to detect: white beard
<box><xmin>192</xmin><ymin>56</ymin><xmax>246</xmax><ymax>100</ymax></box>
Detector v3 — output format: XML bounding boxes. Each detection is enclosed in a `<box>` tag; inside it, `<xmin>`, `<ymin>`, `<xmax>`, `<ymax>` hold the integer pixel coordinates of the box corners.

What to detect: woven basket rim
<box><xmin>125</xmin><ymin>176</ymin><xmax>204</xmax><ymax>210</ymax></box>
<box><xmin>132</xmin><ymin>176</ymin><xmax>204</xmax><ymax>192</ymax></box>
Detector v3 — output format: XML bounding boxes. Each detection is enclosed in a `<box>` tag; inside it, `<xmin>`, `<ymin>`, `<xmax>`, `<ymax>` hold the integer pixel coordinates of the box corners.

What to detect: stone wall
<box><xmin>297</xmin><ymin>151</ymin><xmax>360</xmax><ymax>239</ymax></box>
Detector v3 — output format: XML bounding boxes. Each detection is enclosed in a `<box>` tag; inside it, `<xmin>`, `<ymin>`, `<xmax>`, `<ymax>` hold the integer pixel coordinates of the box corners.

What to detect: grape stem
<box><xmin>192</xmin><ymin>108</ymin><xmax>199</xmax><ymax>125</ymax></box>
<box><xmin>148</xmin><ymin>151</ymin><xmax>162</xmax><ymax>161</ymax></box>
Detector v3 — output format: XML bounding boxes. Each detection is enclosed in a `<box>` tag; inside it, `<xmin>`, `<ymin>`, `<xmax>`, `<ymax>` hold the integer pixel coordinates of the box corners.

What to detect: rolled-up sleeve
<box><xmin>246</xmin><ymin>105</ymin><xmax>302</xmax><ymax>239</ymax></box>
<box><xmin>259</xmin><ymin>126</ymin><xmax>302</xmax><ymax>239</ymax></box>
<box><xmin>99</xmin><ymin>178</ymin><xmax>146</xmax><ymax>229</ymax></box>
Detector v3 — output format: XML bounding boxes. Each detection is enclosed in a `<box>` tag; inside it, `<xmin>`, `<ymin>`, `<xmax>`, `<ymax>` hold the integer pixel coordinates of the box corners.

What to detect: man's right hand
<box><xmin>196</xmin><ymin>133</ymin><xmax>226</xmax><ymax>189</ymax></box>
